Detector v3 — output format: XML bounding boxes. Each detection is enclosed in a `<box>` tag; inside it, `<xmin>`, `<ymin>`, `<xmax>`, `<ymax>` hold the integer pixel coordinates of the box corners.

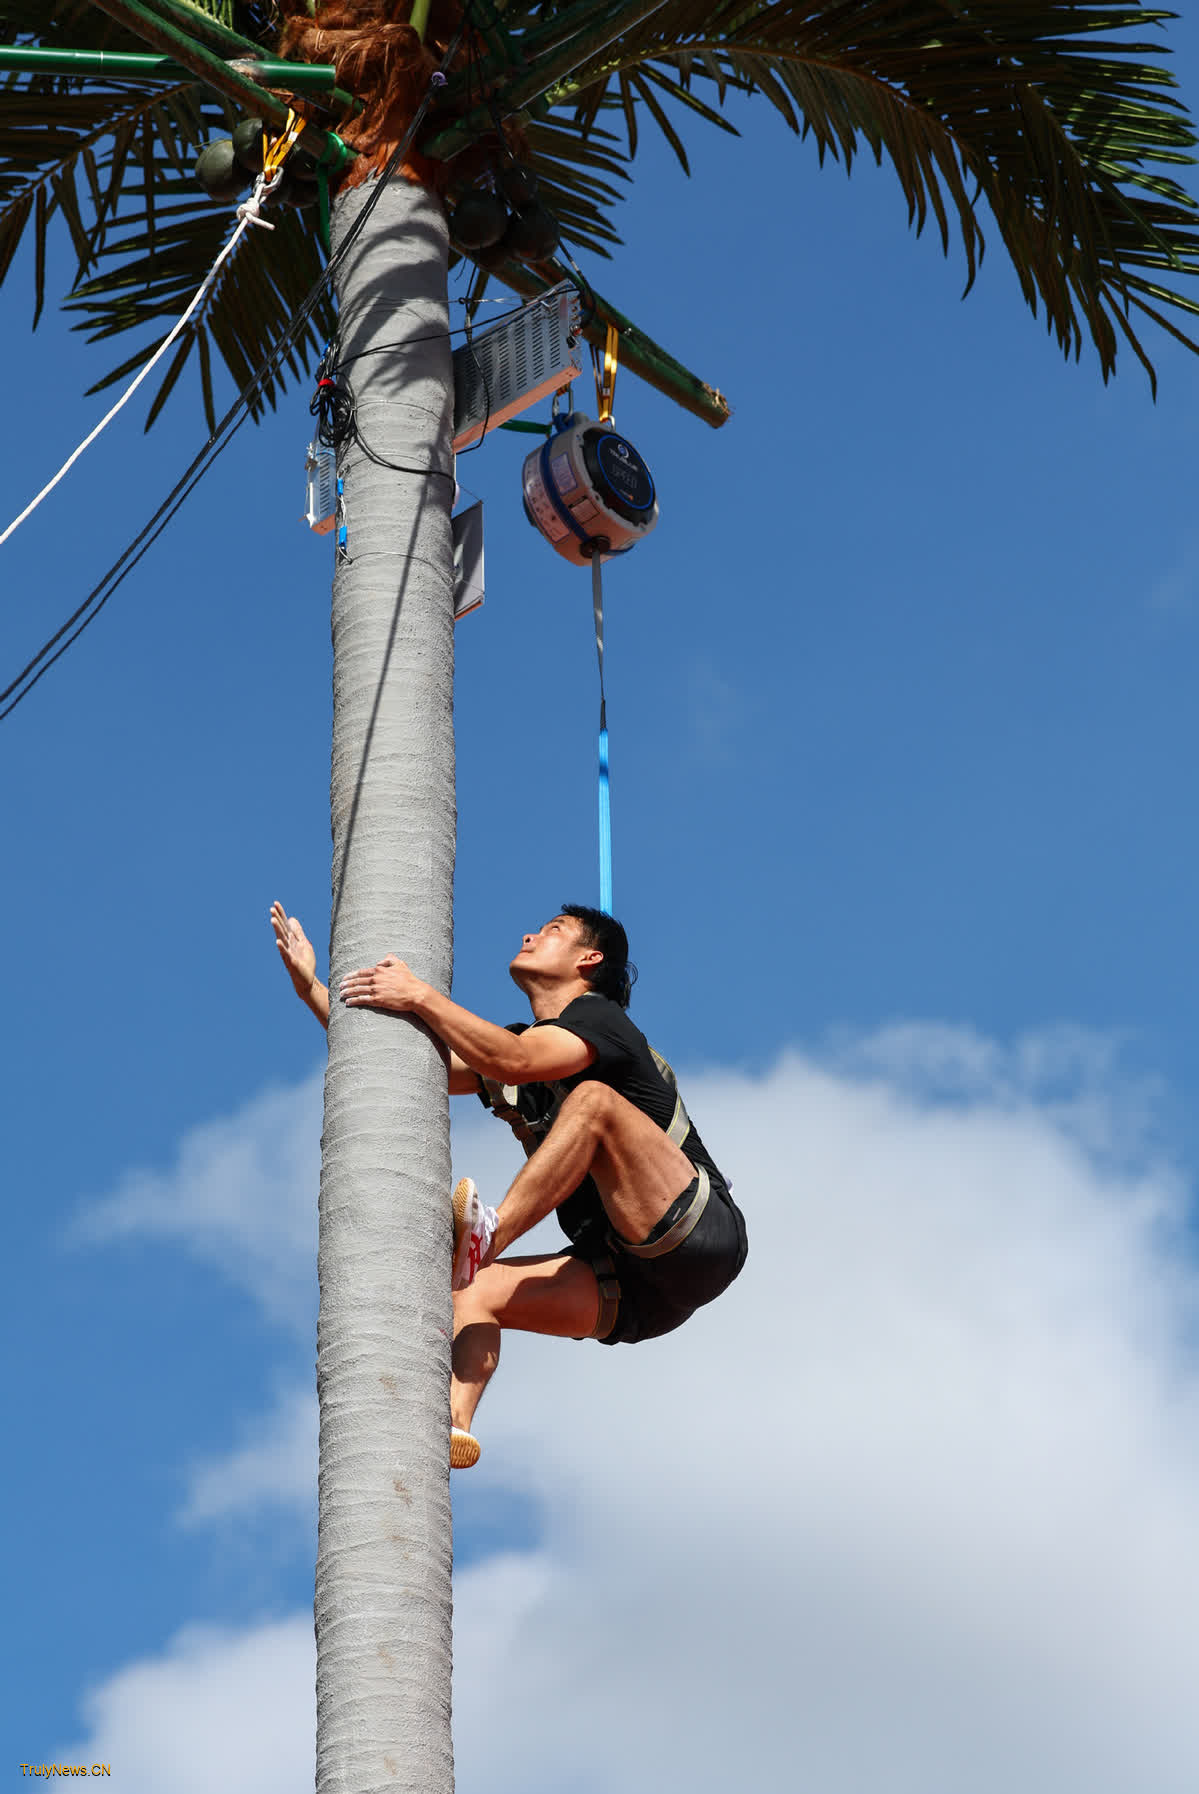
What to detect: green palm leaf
<box><xmin>546</xmin><ymin>0</ymin><xmax>1199</xmax><ymax>381</ymax></box>
<box><xmin>0</xmin><ymin>0</ymin><xmax>319</xmax><ymax>425</ymax></box>
<box><xmin>2</xmin><ymin>0</ymin><xmax>1198</xmax><ymax>425</ymax></box>
<box><xmin>0</xmin><ymin>74</ymin><xmax>235</xmax><ymax>310</ymax></box>
<box><xmin>523</xmin><ymin>113</ymin><xmax>629</xmax><ymax>256</ymax></box>
<box><xmin>64</xmin><ymin>180</ymin><xmax>335</xmax><ymax>428</ymax></box>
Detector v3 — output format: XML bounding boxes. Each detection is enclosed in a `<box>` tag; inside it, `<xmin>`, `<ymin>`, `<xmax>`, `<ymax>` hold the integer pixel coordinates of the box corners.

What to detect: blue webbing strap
<box><xmin>592</xmin><ymin>551</ymin><xmax>612</xmax><ymax>913</ymax></box>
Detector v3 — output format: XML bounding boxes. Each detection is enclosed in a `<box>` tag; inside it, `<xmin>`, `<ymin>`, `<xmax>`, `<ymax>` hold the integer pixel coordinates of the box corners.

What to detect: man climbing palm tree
<box><xmin>272</xmin><ymin>900</ymin><xmax>747</xmax><ymax>1465</ymax></box>
<box><xmin>17</xmin><ymin>6</ymin><xmax>1197</xmax><ymax>1782</ymax></box>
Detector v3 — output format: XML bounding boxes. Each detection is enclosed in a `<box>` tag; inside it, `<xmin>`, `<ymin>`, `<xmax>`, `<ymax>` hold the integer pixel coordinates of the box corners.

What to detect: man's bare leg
<box><xmin>451</xmin><ymin>1253</ymin><xmax>601</xmax><ymax>1433</ymax></box>
<box><xmin>451</xmin><ymin>1089</ymin><xmax>698</xmax><ymax>1458</ymax></box>
<box><xmin>488</xmin><ymin>1083</ymin><xmax>697</xmax><ymax>1258</ymax></box>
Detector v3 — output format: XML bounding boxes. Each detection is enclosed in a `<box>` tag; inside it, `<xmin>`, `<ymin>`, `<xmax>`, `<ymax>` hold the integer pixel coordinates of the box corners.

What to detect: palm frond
<box><xmin>0</xmin><ymin>75</ymin><xmax>234</xmax><ymax>313</ymax></box>
<box><xmin>4</xmin><ymin>0</ymin><xmax>1198</xmax><ymax>425</ymax></box>
<box><xmin>175</xmin><ymin>0</ymin><xmax>235</xmax><ymax>25</ymax></box>
<box><xmin>547</xmin><ymin>0</ymin><xmax>1199</xmax><ymax>381</ymax></box>
<box><xmin>0</xmin><ymin>0</ymin><xmax>328</xmax><ymax>426</ymax></box>
<box><xmin>64</xmin><ymin>177</ymin><xmax>334</xmax><ymax>429</ymax></box>
<box><xmin>523</xmin><ymin>113</ymin><xmax>629</xmax><ymax>257</ymax></box>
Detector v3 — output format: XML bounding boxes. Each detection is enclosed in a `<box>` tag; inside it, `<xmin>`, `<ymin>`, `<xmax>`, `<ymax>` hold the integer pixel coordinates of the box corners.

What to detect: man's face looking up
<box><xmin>509</xmin><ymin>915</ymin><xmax>594</xmax><ymax>987</ymax></box>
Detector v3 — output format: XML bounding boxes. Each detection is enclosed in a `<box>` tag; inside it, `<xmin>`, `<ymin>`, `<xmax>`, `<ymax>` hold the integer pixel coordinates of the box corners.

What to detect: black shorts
<box><xmin>566</xmin><ymin>1165</ymin><xmax>748</xmax><ymax>1346</ymax></box>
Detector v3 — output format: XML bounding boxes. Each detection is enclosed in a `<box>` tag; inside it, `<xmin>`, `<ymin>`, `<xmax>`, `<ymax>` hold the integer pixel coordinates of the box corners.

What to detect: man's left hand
<box><xmin>340</xmin><ymin>955</ymin><xmax>427</xmax><ymax>1014</ymax></box>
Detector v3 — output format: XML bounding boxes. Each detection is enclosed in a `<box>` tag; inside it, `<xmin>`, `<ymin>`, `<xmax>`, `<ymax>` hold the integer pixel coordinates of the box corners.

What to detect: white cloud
<box><xmin>685</xmin><ymin>655</ymin><xmax>746</xmax><ymax>763</ymax></box>
<box><xmin>71</xmin><ymin>1071</ymin><xmax>323</xmax><ymax>1334</ymax></box>
<box><xmin>452</xmin><ymin>1035</ymin><xmax>1199</xmax><ymax>1794</ymax></box>
<box><xmin>57</xmin><ymin>1618</ymin><xmax>314</xmax><ymax>1794</ymax></box>
<box><xmin>1149</xmin><ymin>527</ymin><xmax>1199</xmax><ymax>611</ymax></box>
<box><xmin>178</xmin><ymin>1384</ymin><xmax>318</xmax><ymax>1529</ymax></box>
<box><xmin>62</xmin><ymin>1030</ymin><xmax>1199</xmax><ymax>1793</ymax></box>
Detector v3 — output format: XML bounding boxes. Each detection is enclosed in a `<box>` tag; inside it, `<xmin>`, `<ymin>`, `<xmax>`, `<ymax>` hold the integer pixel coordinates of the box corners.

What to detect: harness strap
<box><xmin>476</xmin><ymin>1077</ymin><xmax>543</xmax><ymax>1158</ymax></box>
<box><xmin>261</xmin><ymin>108</ymin><xmax>305</xmax><ymax>179</ymax></box>
<box><xmin>648</xmin><ymin>1046</ymin><xmax>691</xmax><ymax>1147</ymax></box>
<box><xmin>480</xmin><ymin>1043</ymin><xmax>689</xmax><ymax>1156</ymax></box>
<box><xmin>613</xmin><ymin>1166</ymin><xmax>711</xmax><ymax>1260</ymax></box>
<box><xmin>593</xmin><ymin>323</ymin><xmax>619</xmax><ymax>423</ymax></box>
<box><xmin>587</xmin><ymin>1249</ymin><xmax>621</xmax><ymax>1341</ymax></box>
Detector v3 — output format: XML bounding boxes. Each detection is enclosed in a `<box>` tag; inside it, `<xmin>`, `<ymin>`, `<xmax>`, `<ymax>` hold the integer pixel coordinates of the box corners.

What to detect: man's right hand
<box><xmin>271</xmin><ymin>901</ymin><xmax>317</xmax><ymax>999</ymax></box>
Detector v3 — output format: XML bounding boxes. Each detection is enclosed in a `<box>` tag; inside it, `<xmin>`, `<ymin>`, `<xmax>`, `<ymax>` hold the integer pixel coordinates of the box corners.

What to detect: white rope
<box><xmin>0</xmin><ymin>169</ymin><xmax>280</xmax><ymax>551</ymax></box>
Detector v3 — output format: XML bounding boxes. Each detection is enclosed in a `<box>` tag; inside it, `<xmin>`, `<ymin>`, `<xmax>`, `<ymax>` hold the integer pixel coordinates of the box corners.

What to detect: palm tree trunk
<box><xmin>316</xmin><ymin>173</ymin><xmax>457</xmax><ymax>1794</ymax></box>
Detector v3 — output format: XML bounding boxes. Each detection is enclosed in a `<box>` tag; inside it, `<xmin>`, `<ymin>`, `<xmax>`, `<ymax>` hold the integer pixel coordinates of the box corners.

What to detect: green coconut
<box><xmin>231</xmin><ymin>116</ymin><xmax>267</xmax><ymax>173</ymax></box>
<box><xmin>470</xmin><ymin>240</ymin><xmax>510</xmax><ymax>272</ymax></box>
<box><xmin>449</xmin><ymin>189</ymin><xmax>509</xmax><ymax>251</ymax></box>
<box><xmin>498</xmin><ymin>163</ymin><xmax>539</xmax><ymax>209</ymax></box>
<box><xmin>501</xmin><ymin>203</ymin><xmax>560</xmax><ymax>263</ymax></box>
<box><xmin>195</xmin><ymin>138</ymin><xmax>246</xmax><ymax>204</ymax></box>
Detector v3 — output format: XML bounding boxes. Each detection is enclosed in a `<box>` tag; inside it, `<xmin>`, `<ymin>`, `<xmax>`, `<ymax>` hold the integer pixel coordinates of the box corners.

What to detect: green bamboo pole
<box><xmin>122</xmin><ymin>0</ymin><xmax>362</xmax><ymax>117</ymax></box>
<box><xmin>134</xmin><ymin>0</ymin><xmax>304</xmax><ymax>65</ymax></box>
<box><xmin>422</xmin><ymin>0</ymin><xmax>671</xmax><ymax>160</ymax></box>
<box><xmin>85</xmin><ymin>0</ymin><xmax>353</xmax><ymax>167</ymax></box>
<box><xmin>0</xmin><ymin>43</ymin><xmax>340</xmax><ymax>92</ymax></box>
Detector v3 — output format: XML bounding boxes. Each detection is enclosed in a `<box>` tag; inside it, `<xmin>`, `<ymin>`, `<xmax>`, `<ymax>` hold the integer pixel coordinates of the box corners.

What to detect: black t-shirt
<box><xmin>507</xmin><ymin>994</ymin><xmax>731</xmax><ymax>1243</ymax></box>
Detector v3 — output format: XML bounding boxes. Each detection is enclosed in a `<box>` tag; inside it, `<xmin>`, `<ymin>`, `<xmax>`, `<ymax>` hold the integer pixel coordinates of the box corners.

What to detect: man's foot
<box><xmin>451</xmin><ymin>1426</ymin><xmax>481</xmax><ymax>1470</ymax></box>
<box><xmin>452</xmin><ymin>1177</ymin><xmax>498</xmax><ymax>1291</ymax></box>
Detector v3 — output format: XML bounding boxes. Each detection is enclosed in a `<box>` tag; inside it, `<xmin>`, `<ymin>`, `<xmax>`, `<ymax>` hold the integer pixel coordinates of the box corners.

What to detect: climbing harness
<box><xmin>519</xmin><ymin>330</ymin><xmax>658</xmax><ymax>914</ymax></box>
<box><xmin>478</xmin><ymin>1037</ymin><xmax>692</xmax><ymax>1159</ymax></box>
<box><xmin>0</xmin><ymin>111</ymin><xmax>306</xmax><ymax>550</ymax></box>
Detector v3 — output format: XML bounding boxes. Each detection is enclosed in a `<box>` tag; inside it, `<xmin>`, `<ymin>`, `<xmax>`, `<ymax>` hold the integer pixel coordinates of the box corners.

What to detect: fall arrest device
<box><xmin>519</xmin><ymin>328</ymin><xmax>658</xmax><ymax>913</ymax></box>
<box><xmin>520</xmin><ymin>409</ymin><xmax>659</xmax><ymax>568</ymax></box>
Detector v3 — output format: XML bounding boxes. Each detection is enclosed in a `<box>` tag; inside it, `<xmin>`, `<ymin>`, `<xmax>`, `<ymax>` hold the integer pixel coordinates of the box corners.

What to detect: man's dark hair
<box><xmin>562</xmin><ymin>904</ymin><xmax>638</xmax><ymax>1009</ymax></box>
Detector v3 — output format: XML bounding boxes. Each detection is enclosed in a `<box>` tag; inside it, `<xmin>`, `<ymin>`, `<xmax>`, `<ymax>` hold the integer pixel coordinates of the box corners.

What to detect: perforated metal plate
<box><xmin>452</xmin><ymin>283</ymin><xmax>582</xmax><ymax>450</ymax></box>
<box><xmin>304</xmin><ymin>439</ymin><xmax>338</xmax><ymax>535</ymax></box>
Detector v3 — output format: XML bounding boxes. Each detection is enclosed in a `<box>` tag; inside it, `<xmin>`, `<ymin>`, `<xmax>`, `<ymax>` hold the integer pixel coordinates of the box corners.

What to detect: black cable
<box><xmin>454</xmin><ymin>267</ymin><xmax>493</xmax><ymax>459</ymax></box>
<box><xmin>443</xmin><ymin>5</ymin><xmax>491</xmax><ymax>459</ymax></box>
<box><xmin>0</xmin><ymin>404</ymin><xmax>258</xmax><ymax>720</ymax></box>
<box><xmin>556</xmin><ymin>244</ymin><xmax>599</xmax><ymax>328</ymax></box>
<box><xmin>310</xmin><ymin>361</ymin><xmax>455</xmax><ymax>483</ymax></box>
<box><xmin>1</xmin><ymin>23</ymin><xmax>469</xmax><ymax>724</ymax></box>
<box><xmin>356</xmin><ymin>435</ymin><xmax>456</xmax><ymax>480</ymax></box>
<box><xmin>5</xmin><ymin>250</ymin><xmax>533</xmax><ymax>719</ymax></box>
<box><xmin>310</xmin><ymin>355</ymin><xmax>356</xmax><ymax>448</ymax></box>
<box><xmin>333</xmin><ymin>308</ymin><xmax>524</xmax><ymax>369</ymax></box>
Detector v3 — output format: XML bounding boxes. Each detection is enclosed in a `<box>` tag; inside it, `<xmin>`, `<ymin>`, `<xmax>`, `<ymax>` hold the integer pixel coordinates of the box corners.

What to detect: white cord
<box><xmin>0</xmin><ymin>169</ymin><xmax>279</xmax><ymax>551</ymax></box>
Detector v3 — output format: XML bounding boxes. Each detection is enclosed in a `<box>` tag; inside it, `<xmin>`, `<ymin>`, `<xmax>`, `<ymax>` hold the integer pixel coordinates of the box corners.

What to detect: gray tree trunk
<box><xmin>316</xmin><ymin>174</ymin><xmax>457</xmax><ymax>1794</ymax></box>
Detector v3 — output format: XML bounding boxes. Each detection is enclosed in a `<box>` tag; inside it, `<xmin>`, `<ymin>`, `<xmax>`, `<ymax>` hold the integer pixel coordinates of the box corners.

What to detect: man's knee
<box><xmin>453</xmin><ymin>1268</ymin><xmax>500</xmax><ymax>1329</ymax></box>
<box><xmin>557</xmin><ymin>1080</ymin><xmax>621</xmax><ymax>1132</ymax></box>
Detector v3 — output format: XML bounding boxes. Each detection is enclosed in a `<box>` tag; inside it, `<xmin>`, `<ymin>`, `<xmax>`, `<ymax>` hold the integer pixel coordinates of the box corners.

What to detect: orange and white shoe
<box><xmin>451</xmin><ymin>1426</ymin><xmax>481</xmax><ymax>1469</ymax></box>
<box><xmin>452</xmin><ymin>1177</ymin><xmax>498</xmax><ymax>1291</ymax></box>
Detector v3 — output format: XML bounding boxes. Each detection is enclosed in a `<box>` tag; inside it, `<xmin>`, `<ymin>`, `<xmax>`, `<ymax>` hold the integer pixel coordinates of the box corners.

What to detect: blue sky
<box><xmin>6</xmin><ymin>15</ymin><xmax>1199</xmax><ymax>1788</ymax></box>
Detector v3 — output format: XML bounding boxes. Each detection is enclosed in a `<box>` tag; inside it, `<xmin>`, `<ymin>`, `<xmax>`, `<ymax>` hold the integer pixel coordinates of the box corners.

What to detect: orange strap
<box><xmin>594</xmin><ymin>324</ymin><xmax>619</xmax><ymax>422</ymax></box>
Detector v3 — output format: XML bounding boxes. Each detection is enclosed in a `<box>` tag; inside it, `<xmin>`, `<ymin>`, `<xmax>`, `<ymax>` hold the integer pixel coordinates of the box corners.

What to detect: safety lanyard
<box><xmin>592</xmin><ymin>324</ymin><xmax>619</xmax><ymax>424</ymax></box>
<box><xmin>262</xmin><ymin>108</ymin><xmax>306</xmax><ymax>181</ymax></box>
<box><xmin>590</xmin><ymin>323</ymin><xmax>620</xmax><ymax>913</ymax></box>
<box><xmin>592</xmin><ymin>551</ymin><xmax>612</xmax><ymax>912</ymax></box>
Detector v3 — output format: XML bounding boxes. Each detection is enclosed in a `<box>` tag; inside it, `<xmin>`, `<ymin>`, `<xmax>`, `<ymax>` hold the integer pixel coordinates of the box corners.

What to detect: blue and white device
<box><xmin>521</xmin><ymin>412</ymin><xmax>658</xmax><ymax>566</ymax></box>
